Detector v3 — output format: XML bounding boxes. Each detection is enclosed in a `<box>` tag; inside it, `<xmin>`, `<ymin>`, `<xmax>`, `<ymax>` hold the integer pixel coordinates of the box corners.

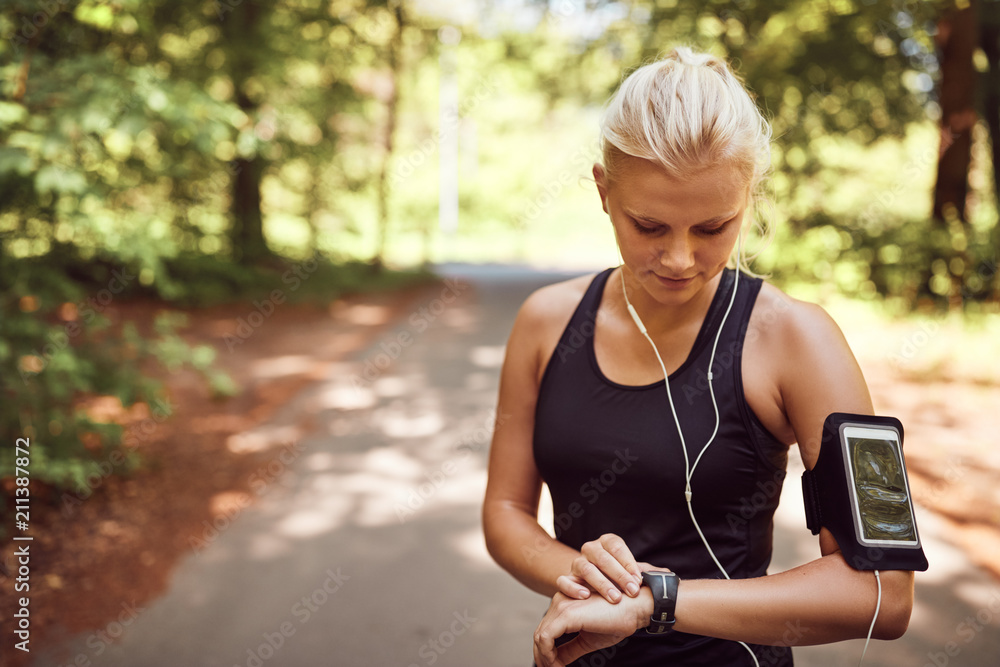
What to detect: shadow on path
<box><xmin>32</xmin><ymin>263</ymin><xmax>1000</xmax><ymax>667</ymax></box>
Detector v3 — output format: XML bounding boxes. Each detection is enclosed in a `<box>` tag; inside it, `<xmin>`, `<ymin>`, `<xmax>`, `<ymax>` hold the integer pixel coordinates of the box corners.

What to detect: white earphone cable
<box><xmin>616</xmin><ymin>225</ymin><xmax>878</xmax><ymax>666</ymax></box>
<box><xmin>618</xmin><ymin>232</ymin><xmax>759</xmax><ymax>666</ymax></box>
<box><xmin>859</xmin><ymin>570</ymin><xmax>881</xmax><ymax>666</ymax></box>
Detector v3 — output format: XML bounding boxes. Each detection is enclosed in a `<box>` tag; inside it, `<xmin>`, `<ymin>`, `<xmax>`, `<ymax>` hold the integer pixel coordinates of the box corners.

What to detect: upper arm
<box><xmin>773</xmin><ymin>299</ymin><xmax>873</xmax><ymax>558</ymax></box>
<box><xmin>483</xmin><ymin>293</ymin><xmax>547</xmax><ymax>519</ymax></box>
<box><xmin>483</xmin><ymin>281</ymin><xmax>584</xmax><ymax>525</ymax></box>
<box><xmin>775</xmin><ymin>300</ymin><xmax>873</xmax><ymax>469</ymax></box>
<box><xmin>775</xmin><ymin>296</ymin><xmax>914</xmax><ymax>632</ymax></box>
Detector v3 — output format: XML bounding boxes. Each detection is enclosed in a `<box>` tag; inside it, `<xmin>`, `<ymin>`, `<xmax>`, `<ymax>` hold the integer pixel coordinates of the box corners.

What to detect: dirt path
<box><xmin>867</xmin><ymin>371</ymin><xmax>1000</xmax><ymax>582</ymax></box>
<box><xmin>0</xmin><ymin>283</ymin><xmax>432</xmax><ymax>667</ymax></box>
<box><xmin>3</xmin><ymin>269</ymin><xmax>997</xmax><ymax>666</ymax></box>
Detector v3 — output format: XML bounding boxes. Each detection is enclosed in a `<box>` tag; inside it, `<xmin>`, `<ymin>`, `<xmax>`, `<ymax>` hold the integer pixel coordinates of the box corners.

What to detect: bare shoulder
<box><xmin>510</xmin><ymin>272</ymin><xmax>599</xmax><ymax>385</ymax></box>
<box><xmin>746</xmin><ymin>281</ymin><xmax>872</xmax><ymax>459</ymax></box>
<box><xmin>750</xmin><ymin>282</ymin><xmax>850</xmax><ymax>356</ymax></box>
<box><xmin>519</xmin><ymin>273</ymin><xmax>595</xmax><ymax>326</ymax></box>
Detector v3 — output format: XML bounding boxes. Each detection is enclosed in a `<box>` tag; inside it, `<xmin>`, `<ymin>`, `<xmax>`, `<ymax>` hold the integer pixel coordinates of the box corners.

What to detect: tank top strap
<box><xmin>570</xmin><ymin>267</ymin><xmax>615</xmax><ymax>334</ymax></box>
<box><xmin>537</xmin><ymin>268</ymin><xmax>614</xmax><ymax>396</ymax></box>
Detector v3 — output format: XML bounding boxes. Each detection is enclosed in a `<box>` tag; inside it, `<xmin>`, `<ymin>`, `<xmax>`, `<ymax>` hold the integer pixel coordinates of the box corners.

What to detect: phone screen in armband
<box><xmin>802</xmin><ymin>413</ymin><xmax>928</xmax><ymax>572</ymax></box>
<box><xmin>841</xmin><ymin>424</ymin><xmax>918</xmax><ymax>547</ymax></box>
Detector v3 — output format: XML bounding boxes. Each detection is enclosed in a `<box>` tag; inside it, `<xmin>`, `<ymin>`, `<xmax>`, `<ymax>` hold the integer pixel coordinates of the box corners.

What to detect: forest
<box><xmin>1</xmin><ymin>0</ymin><xmax>998</xmax><ymax>493</ymax></box>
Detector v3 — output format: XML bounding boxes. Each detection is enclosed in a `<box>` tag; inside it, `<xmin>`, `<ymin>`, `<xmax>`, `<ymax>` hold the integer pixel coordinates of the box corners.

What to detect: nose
<box><xmin>658</xmin><ymin>233</ymin><xmax>696</xmax><ymax>275</ymax></box>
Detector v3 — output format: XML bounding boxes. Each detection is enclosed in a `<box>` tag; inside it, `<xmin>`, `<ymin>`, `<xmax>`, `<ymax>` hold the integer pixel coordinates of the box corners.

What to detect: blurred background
<box><xmin>1</xmin><ymin>0</ymin><xmax>999</xmax><ymax>666</ymax></box>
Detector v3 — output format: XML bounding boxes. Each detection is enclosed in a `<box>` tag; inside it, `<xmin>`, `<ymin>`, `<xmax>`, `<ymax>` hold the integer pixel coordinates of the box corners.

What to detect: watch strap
<box><xmin>640</xmin><ymin>570</ymin><xmax>678</xmax><ymax>635</ymax></box>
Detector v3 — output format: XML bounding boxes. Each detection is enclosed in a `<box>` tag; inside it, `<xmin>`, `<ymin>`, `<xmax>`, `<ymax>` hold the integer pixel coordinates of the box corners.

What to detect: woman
<box><xmin>482</xmin><ymin>47</ymin><xmax>914</xmax><ymax>666</ymax></box>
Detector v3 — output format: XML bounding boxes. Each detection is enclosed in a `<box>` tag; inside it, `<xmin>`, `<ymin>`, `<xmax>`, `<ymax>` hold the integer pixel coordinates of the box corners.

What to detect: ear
<box><xmin>593</xmin><ymin>163</ymin><xmax>609</xmax><ymax>214</ymax></box>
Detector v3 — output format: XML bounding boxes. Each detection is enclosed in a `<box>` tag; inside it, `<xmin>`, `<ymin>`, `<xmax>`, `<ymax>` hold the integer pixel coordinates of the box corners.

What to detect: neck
<box><xmin>617</xmin><ymin>266</ymin><xmax>723</xmax><ymax>337</ymax></box>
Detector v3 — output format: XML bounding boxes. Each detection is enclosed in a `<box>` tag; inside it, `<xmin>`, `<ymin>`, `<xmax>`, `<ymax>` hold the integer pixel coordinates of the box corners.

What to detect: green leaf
<box><xmin>35</xmin><ymin>165</ymin><xmax>88</xmax><ymax>195</ymax></box>
<box><xmin>0</xmin><ymin>101</ymin><xmax>28</xmax><ymax>127</ymax></box>
<box><xmin>0</xmin><ymin>147</ymin><xmax>35</xmax><ymax>176</ymax></box>
<box><xmin>208</xmin><ymin>370</ymin><xmax>240</xmax><ymax>399</ymax></box>
<box><xmin>190</xmin><ymin>344</ymin><xmax>217</xmax><ymax>370</ymax></box>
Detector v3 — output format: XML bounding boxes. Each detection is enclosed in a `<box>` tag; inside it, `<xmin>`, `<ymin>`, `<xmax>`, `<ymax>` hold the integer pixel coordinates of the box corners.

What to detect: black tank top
<box><xmin>533</xmin><ymin>267</ymin><xmax>793</xmax><ymax>667</ymax></box>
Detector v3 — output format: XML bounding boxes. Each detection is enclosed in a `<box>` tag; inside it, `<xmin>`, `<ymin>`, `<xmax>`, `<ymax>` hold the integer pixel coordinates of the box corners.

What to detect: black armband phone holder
<box><xmin>802</xmin><ymin>412</ymin><xmax>928</xmax><ymax>572</ymax></box>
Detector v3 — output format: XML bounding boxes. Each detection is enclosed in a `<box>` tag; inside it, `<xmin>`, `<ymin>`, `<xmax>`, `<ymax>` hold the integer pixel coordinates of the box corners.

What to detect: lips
<box><xmin>653</xmin><ymin>273</ymin><xmax>695</xmax><ymax>289</ymax></box>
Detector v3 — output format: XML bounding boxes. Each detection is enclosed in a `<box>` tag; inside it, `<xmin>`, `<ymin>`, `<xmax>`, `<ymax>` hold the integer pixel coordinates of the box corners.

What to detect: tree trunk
<box><xmin>980</xmin><ymin>3</ymin><xmax>1000</xmax><ymax>300</ymax></box>
<box><xmin>231</xmin><ymin>155</ymin><xmax>267</xmax><ymax>263</ymax></box>
<box><xmin>929</xmin><ymin>0</ymin><xmax>979</xmax><ymax>306</ymax></box>
<box><xmin>373</xmin><ymin>1</ymin><xmax>404</xmax><ymax>271</ymax></box>
<box><xmin>226</xmin><ymin>0</ymin><xmax>270</xmax><ymax>265</ymax></box>
<box><xmin>934</xmin><ymin>2</ymin><xmax>978</xmax><ymax>222</ymax></box>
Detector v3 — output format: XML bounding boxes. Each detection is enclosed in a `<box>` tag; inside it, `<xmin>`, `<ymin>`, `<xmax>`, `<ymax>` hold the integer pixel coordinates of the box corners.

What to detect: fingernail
<box><xmin>608</xmin><ymin>588</ymin><xmax>621</xmax><ymax>602</ymax></box>
<box><xmin>626</xmin><ymin>582</ymin><xmax>639</xmax><ymax>596</ymax></box>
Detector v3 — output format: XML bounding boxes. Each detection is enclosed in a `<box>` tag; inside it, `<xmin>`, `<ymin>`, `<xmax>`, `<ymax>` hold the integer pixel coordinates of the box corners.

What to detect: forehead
<box><xmin>611</xmin><ymin>156</ymin><xmax>749</xmax><ymax>222</ymax></box>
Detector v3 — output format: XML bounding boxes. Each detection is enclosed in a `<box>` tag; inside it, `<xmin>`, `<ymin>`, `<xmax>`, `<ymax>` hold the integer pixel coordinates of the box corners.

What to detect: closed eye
<box><xmin>630</xmin><ymin>219</ymin><xmax>660</xmax><ymax>235</ymax></box>
<box><xmin>697</xmin><ymin>219</ymin><xmax>735</xmax><ymax>236</ymax></box>
<box><xmin>631</xmin><ymin>217</ymin><xmax>734</xmax><ymax>236</ymax></box>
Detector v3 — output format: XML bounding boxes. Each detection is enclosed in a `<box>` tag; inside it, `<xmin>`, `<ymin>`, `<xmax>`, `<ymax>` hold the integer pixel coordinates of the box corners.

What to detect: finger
<box><xmin>556</xmin><ymin>574</ymin><xmax>591</xmax><ymax>600</ymax></box>
<box><xmin>572</xmin><ymin>556</ymin><xmax>621</xmax><ymax>603</ymax></box>
<box><xmin>533</xmin><ymin>621</ymin><xmax>567</xmax><ymax>667</ymax></box>
<box><xmin>579</xmin><ymin>543</ymin><xmax>638</xmax><ymax>600</ymax></box>
<box><xmin>599</xmin><ymin>534</ymin><xmax>644</xmax><ymax>594</ymax></box>
<box><xmin>535</xmin><ymin>645</ymin><xmax>566</xmax><ymax>667</ymax></box>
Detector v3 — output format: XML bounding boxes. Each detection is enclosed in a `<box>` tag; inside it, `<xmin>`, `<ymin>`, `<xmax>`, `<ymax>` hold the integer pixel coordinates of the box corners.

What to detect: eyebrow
<box><xmin>625</xmin><ymin>209</ymin><xmax>737</xmax><ymax>226</ymax></box>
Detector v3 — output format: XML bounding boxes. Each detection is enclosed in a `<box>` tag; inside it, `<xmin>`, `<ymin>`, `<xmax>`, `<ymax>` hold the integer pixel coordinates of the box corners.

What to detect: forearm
<box><xmin>483</xmin><ymin>502</ymin><xmax>580</xmax><ymax>597</ymax></box>
<box><xmin>669</xmin><ymin>554</ymin><xmax>913</xmax><ymax>646</ymax></box>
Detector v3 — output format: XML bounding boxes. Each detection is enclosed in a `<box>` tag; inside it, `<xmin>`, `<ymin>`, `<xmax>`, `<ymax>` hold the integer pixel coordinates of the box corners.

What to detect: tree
<box><xmin>222</xmin><ymin>0</ymin><xmax>272</xmax><ymax>264</ymax></box>
<box><xmin>373</xmin><ymin>0</ymin><xmax>405</xmax><ymax>270</ymax></box>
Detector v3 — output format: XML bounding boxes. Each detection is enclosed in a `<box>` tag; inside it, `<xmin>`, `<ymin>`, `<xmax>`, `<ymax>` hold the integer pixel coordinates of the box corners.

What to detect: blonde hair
<box><xmin>600</xmin><ymin>46</ymin><xmax>774</xmax><ymax>273</ymax></box>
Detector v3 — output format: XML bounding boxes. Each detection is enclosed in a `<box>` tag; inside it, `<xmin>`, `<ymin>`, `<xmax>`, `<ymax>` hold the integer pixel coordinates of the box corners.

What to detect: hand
<box><xmin>556</xmin><ymin>533</ymin><xmax>646</xmax><ymax>604</ymax></box>
<box><xmin>532</xmin><ymin>589</ymin><xmax>653</xmax><ymax>667</ymax></box>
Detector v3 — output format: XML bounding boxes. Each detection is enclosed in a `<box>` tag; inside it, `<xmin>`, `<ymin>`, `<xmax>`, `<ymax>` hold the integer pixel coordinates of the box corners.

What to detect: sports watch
<box><xmin>640</xmin><ymin>570</ymin><xmax>678</xmax><ymax>634</ymax></box>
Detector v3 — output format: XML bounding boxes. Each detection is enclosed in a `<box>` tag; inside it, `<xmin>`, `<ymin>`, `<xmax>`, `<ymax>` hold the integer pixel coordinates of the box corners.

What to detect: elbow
<box><xmin>481</xmin><ymin>502</ymin><xmax>505</xmax><ymax>566</ymax></box>
<box><xmin>481</xmin><ymin>504</ymin><xmax>496</xmax><ymax>560</ymax></box>
<box><xmin>871</xmin><ymin>571</ymin><xmax>914</xmax><ymax>640</ymax></box>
